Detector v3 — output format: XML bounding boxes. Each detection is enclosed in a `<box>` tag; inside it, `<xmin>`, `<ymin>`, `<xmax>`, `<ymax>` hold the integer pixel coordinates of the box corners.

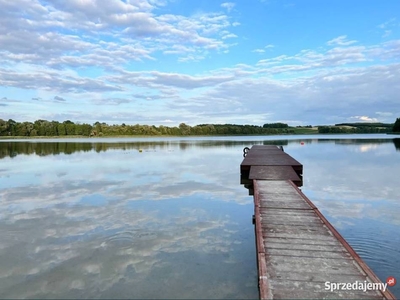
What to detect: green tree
<box><xmin>34</xmin><ymin>120</ymin><xmax>47</xmax><ymax>136</ymax></box>
<box><xmin>7</xmin><ymin>119</ymin><xmax>17</xmax><ymax>135</ymax></box>
<box><xmin>64</xmin><ymin>120</ymin><xmax>76</xmax><ymax>135</ymax></box>
<box><xmin>81</xmin><ymin>124</ymin><xmax>93</xmax><ymax>136</ymax></box>
<box><xmin>263</xmin><ymin>122</ymin><xmax>288</xmax><ymax>128</ymax></box>
<box><xmin>393</xmin><ymin>118</ymin><xmax>400</xmax><ymax>133</ymax></box>
<box><xmin>15</xmin><ymin>122</ymin><xmax>29</xmax><ymax>136</ymax></box>
<box><xmin>0</xmin><ymin>119</ymin><xmax>7</xmax><ymax>135</ymax></box>
<box><xmin>58</xmin><ymin>123</ymin><xmax>67</xmax><ymax>136</ymax></box>
<box><xmin>179</xmin><ymin>123</ymin><xmax>191</xmax><ymax>135</ymax></box>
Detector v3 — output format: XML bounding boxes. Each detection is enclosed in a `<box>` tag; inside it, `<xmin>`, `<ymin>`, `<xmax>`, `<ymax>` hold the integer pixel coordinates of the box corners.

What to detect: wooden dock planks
<box><xmin>241</xmin><ymin>145</ymin><xmax>395</xmax><ymax>299</ymax></box>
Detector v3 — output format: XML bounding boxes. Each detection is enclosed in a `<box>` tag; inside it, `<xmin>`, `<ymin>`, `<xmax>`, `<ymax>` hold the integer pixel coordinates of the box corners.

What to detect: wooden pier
<box><xmin>240</xmin><ymin>145</ymin><xmax>395</xmax><ymax>299</ymax></box>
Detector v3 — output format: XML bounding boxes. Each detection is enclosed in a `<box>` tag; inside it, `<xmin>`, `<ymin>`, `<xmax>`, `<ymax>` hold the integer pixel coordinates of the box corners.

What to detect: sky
<box><xmin>0</xmin><ymin>0</ymin><xmax>400</xmax><ymax>126</ymax></box>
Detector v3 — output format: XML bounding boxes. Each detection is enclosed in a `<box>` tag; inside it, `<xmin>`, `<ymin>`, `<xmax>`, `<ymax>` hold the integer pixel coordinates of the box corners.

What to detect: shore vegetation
<box><xmin>0</xmin><ymin>119</ymin><xmax>396</xmax><ymax>138</ymax></box>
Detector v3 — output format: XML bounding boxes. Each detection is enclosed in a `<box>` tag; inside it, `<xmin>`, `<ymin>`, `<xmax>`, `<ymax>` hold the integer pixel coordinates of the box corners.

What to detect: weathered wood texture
<box><xmin>241</xmin><ymin>146</ymin><xmax>395</xmax><ymax>299</ymax></box>
<box><xmin>241</xmin><ymin>145</ymin><xmax>302</xmax><ymax>186</ymax></box>
<box><xmin>249</xmin><ymin>166</ymin><xmax>301</xmax><ymax>186</ymax></box>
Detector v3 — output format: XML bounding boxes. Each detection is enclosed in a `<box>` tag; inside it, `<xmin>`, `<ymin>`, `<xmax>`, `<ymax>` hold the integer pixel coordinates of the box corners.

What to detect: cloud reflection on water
<box><xmin>0</xmin><ymin>141</ymin><xmax>258</xmax><ymax>298</ymax></box>
<box><xmin>0</xmin><ymin>136</ymin><xmax>399</xmax><ymax>298</ymax></box>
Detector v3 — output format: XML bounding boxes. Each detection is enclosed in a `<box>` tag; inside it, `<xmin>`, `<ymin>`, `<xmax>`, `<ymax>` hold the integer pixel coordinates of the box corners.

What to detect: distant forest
<box><xmin>0</xmin><ymin>119</ymin><xmax>397</xmax><ymax>137</ymax></box>
<box><xmin>318</xmin><ymin>122</ymin><xmax>395</xmax><ymax>134</ymax></box>
<box><xmin>0</xmin><ymin>119</ymin><xmax>302</xmax><ymax>137</ymax></box>
<box><xmin>393</xmin><ymin>118</ymin><xmax>400</xmax><ymax>133</ymax></box>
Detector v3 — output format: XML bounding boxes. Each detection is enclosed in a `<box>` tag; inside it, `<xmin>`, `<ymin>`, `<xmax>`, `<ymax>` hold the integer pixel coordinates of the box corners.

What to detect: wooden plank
<box><xmin>241</xmin><ymin>156</ymin><xmax>302</xmax><ymax>167</ymax></box>
<box><xmin>266</xmin><ymin>256</ymin><xmax>363</xmax><ymax>274</ymax></box>
<box><xmin>266</xmin><ymin>248</ymin><xmax>353</xmax><ymax>259</ymax></box>
<box><xmin>266</xmin><ymin>241</ymin><xmax>346</xmax><ymax>252</ymax></box>
<box><xmin>256</xmin><ymin>180</ymin><xmax>300</xmax><ymax>193</ymax></box>
<box><xmin>262</xmin><ymin>224</ymin><xmax>332</xmax><ymax>236</ymax></box>
<box><xmin>269</xmin><ymin>281</ymin><xmax>382</xmax><ymax>299</ymax></box>
<box><xmin>267</xmin><ymin>271</ymin><xmax>369</xmax><ymax>283</ymax></box>
<box><xmin>259</xmin><ymin>202</ymin><xmax>312</xmax><ymax>210</ymax></box>
<box><xmin>260</xmin><ymin>217</ymin><xmax>324</xmax><ymax>227</ymax></box>
<box><xmin>264</xmin><ymin>232</ymin><xmax>337</xmax><ymax>241</ymax></box>
<box><xmin>240</xmin><ymin>147</ymin><xmax>303</xmax><ymax>176</ymax></box>
<box><xmin>260</xmin><ymin>211</ymin><xmax>324</xmax><ymax>224</ymax></box>
<box><xmin>249</xmin><ymin>166</ymin><xmax>301</xmax><ymax>182</ymax></box>
<box><xmin>266</xmin><ymin>270</ymin><xmax>369</xmax><ymax>283</ymax></box>
<box><xmin>265</xmin><ymin>236</ymin><xmax>340</xmax><ymax>246</ymax></box>
<box><xmin>258</xmin><ymin>192</ymin><xmax>307</xmax><ymax>201</ymax></box>
<box><xmin>251</xmin><ymin>145</ymin><xmax>282</xmax><ymax>150</ymax></box>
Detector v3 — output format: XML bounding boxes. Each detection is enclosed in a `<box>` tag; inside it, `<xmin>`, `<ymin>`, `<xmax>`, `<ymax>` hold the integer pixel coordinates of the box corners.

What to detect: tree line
<box><xmin>0</xmin><ymin>119</ymin><xmax>298</xmax><ymax>137</ymax></box>
<box><xmin>393</xmin><ymin>118</ymin><xmax>400</xmax><ymax>133</ymax></box>
<box><xmin>318</xmin><ymin>121</ymin><xmax>397</xmax><ymax>134</ymax></box>
<box><xmin>318</xmin><ymin>126</ymin><xmax>391</xmax><ymax>134</ymax></box>
<box><xmin>1</xmin><ymin>118</ymin><xmax>398</xmax><ymax>137</ymax></box>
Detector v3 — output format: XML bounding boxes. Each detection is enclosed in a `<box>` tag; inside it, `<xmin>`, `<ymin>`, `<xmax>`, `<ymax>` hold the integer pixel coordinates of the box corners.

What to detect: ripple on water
<box><xmin>346</xmin><ymin>231</ymin><xmax>399</xmax><ymax>271</ymax></box>
<box><xmin>102</xmin><ymin>230</ymin><xmax>157</xmax><ymax>249</ymax></box>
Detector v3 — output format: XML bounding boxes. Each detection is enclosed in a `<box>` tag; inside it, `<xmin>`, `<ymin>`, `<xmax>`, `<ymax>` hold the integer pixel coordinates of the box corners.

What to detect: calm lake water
<box><xmin>0</xmin><ymin>134</ymin><xmax>399</xmax><ymax>299</ymax></box>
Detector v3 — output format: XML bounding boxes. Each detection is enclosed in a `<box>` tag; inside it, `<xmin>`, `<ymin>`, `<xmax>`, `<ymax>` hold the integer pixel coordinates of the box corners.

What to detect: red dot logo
<box><xmin>387</xmin><ymin>276</ymin><xmax>396</xmax><ymax>287</ymax></box>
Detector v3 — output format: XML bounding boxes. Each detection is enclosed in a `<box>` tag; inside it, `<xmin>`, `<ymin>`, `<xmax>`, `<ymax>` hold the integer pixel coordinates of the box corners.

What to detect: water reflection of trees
<box><xmin>393</xmin><ymin>138</ymin><xmax>400</xmax><ymax>151</ymax></box>
<box><xmin>0</xmin><ymin>140</ymin><xmax>277</xmax><ymax>159</ymax></box>
<box><xmin>0</xmin><ymin>138</ymin><xmax>397</xmax><ymax>159</ymax></box>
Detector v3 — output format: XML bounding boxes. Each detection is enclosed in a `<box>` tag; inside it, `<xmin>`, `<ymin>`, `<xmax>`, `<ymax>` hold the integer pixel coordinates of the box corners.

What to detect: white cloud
<box><xmin>4</xmin><ymin>36</ymin><xmax>400</xmax><ymax>125</ymax></box>
<box><xmin>221</xmin><ymin>33</ymin><xmax>238</xmax><ymax>39</ymax></box>
<box><xmin>327</xmin><ymin>35</ymin><xmax>357</xmax><ymax>46</ymax></box>
<box><xmin>221</xmin><ymin>2</ymin><xmax>235</xmax><ymax>12</ymax></box>
<box><xmin>1</xmin><ymin>1</ymin><xmax>399</xmax><ymax>125</ymax></box>
<box><xmin>0</xmin><ymin>68</ymin><xmax>124</xmax><ymax>93</ymax></box>
<box><xmin>377</xmin><ymin>18</ymin><xmax>398</xmax><ymax>38</ymax></box>
<box><xmin>350</xmin><ymin>116</ymin><xmax>379</xmax><ymax>122</ymax></box>
<box><xmin>377</xmin><ymin>18</ymin><xmax>396</xmax><ymax>29</ymax></box>
<box><xmin>0</xmin><ymin>0</ymin><xmax>236</xmax><ymax>69</ymax></box>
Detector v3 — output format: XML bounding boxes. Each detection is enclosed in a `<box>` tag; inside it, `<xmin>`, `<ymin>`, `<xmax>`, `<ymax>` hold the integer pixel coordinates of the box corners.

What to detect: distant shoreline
<box><xmin>0</xmin><ymin>133</ymin><xmax>318</xmax><ymax>139</ymax></box>
<box><xmin>1</xmin><ymin>132</ymin><xmax>396</xmax><ymax>140</ymax></box>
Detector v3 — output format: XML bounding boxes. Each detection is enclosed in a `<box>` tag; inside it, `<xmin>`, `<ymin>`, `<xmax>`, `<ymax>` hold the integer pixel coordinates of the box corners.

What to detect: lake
<box><xmin>0</xmin><ymin>134</ymin><xmax>399</xmax><ymax>299</ymax></box>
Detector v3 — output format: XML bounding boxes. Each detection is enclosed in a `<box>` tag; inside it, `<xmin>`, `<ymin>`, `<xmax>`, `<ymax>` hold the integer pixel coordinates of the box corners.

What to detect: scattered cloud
<box><xmin>221</xmin><ymin>33</ymin><xmax>238</xmax><ymax>39</ymax></box>
<box><xmin>54</xmin><ymin>96</ymin><xmax>66</xmax><ymax>102</ymax></box>
<box><xmin>350</xmin><ymin>116</ymin><xmax>379</xmax><ymax>122</ymax></box>
<box><xmin>252</xmin><ymin>44</ymin><xmax>274</xmax><ymax>53</ymax></box>
<box><xmin>0</xmin><ymin>0</ymin><xmax>237</xmax><ymax>70</ymax></box>
<box><xmin>92</xmin><ymin>98</ymin><xmax>131</xmax><ymax>105</ymax></box>
<box><xmin>377</xmin><ymin>18</ymin><xmax>398</xmax><ymax>38</ymax></box>
<box><xmin>221</xmin><ymin>2</ymin><xmax>235</xmax><ymax>12</ymax></box>
<box><xmin>0</xmin><ymin>68</ymin><xmax>125</xmax><ymax>93</ymax></box>
<box><xmin>378</xmin><ymin>18</ymin><xmax>396</xmax><ymax>29</ymax></box>
<box><xmin>0</xmin><ymin>1</ymin><xmax>399</xmax><ymax>125</ymax></box>
<box><xmin>0</xmin><ymin>146</ymin><xmax>258</xmax><ymax>298</ymax></box>
<box><xmin>327</xmin><ymin>35</ymin><xmax>357</xmax><ymax>46</ymax></box>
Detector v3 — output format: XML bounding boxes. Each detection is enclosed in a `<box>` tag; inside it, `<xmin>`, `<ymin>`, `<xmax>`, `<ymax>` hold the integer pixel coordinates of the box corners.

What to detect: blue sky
<box><xmin>1</xmin><ymin>0</ymin><xmax>399</xmax><ymax>126</ymax></box>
